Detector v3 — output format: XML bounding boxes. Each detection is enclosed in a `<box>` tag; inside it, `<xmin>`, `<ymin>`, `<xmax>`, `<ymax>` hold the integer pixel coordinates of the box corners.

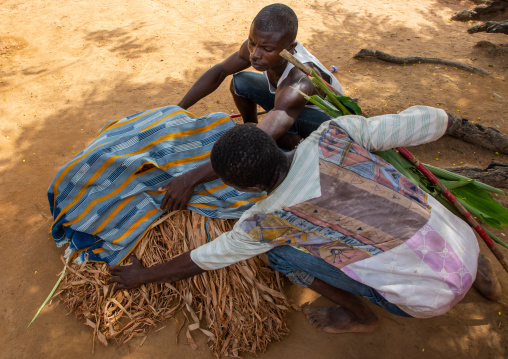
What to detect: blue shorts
<box><xmin>232</xmin><ymin>71</ymin><xmax>332</xmax><ymax>138</ymax></box>
<box><xmin>267</xmin><ymin>245</ymin><xmax>412</xmax><ymax>317</ymax></box>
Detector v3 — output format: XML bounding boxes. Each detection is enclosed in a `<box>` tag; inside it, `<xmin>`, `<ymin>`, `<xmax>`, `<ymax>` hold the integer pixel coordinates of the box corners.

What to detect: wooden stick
<box><xmin>280</xmin><ymin>49</ymin><xmax>339</xmax><ymax>93</ymax></box>
<box><xmin>353</xmin><ymin>48</ymin><xmax>489</xmax><ymax>75</ymax></box>
<box><xmin>396</xmin><ymin>146</ymin><xmax>508</xmax><ymax>273</ymax></box>
<box><xmin>279</xmin><ymin>49</ymin><xmax>313</xmax><ymax>75</ymax></box>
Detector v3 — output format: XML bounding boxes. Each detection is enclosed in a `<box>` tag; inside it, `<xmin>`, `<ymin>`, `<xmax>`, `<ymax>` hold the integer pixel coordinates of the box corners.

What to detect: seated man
<box><xmin>109</xmin><ymin>106</ymin><xmax>500</xmax><ymax>332</ymax></box>
<box><xmin>160</xmin><ymin>3</ymin><xmax>344</xmax><ymax>211</ymax></box>
<box><xmin>179</xmin><ymin>3</ymin><xmax>343</xmax><ymax>144</ymax></box>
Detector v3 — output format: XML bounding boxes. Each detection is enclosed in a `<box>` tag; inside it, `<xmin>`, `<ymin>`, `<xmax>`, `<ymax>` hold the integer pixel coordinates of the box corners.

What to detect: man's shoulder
<box><xmin>276</xmin><ymin>67</ymin><xmax>313</xmax><ymax>93</ymax></box>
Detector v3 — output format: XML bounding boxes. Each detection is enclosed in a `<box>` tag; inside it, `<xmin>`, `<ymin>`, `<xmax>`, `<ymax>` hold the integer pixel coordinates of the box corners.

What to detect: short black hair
<box><xmin>211</xmin><ymin>124</ymin><xmax>288</xmax><ymax>190</ymax></box>
<box><xmin>253</xmin><ymin>3</ymin><xmax>298</xmax><ymax>41</ymax></box>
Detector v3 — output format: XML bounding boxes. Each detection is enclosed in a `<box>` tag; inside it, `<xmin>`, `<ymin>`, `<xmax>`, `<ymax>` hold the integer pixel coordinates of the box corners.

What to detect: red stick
<box><xmin>396</xmin><ymin>147</ymin><xmax>508</xmax><ymax>272</ymax></box>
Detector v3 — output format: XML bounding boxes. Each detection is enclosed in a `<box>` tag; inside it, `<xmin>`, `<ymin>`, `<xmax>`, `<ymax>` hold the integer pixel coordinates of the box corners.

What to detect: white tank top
<box><xmin>264</xmin><ymin>42</ymin><xmax>344</xmax><ymax>112</ymax></box>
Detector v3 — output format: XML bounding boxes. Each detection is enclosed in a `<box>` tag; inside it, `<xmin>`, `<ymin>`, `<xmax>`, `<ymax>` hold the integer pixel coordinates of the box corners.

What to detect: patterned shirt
<box><xmin>191</xmin><ymin>106</ymin><xmax>479</xmax><ymax>318</ymax></box>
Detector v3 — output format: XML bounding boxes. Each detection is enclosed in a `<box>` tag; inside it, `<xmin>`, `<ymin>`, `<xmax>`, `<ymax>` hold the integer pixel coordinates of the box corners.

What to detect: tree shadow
<box><xmin>84</xmin><ymin>23</ymin><xmax>159</xmax><ymax>59</ymax></box>
<box><xmin>2</xmin><ymin>2</ymin><xmax>507</xmax><ymax>358</ymax></box>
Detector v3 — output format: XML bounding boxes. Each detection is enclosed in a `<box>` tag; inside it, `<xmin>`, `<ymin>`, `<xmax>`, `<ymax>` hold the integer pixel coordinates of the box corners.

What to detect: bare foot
<box><xmin>473</xmin><ymin>254</ymin><xmax>501</xmax><ymax>300</ymax></box>
<box><xmin>302</xmin><ymin>305</ymin><xmax>379</xmax><ymax>334</ymax></box>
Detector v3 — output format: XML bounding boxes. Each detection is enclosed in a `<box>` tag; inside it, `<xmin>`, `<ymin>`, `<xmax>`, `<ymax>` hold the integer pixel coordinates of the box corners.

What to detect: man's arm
<box><xmin>256</xmin><ymin>68</ymin><xmax>316</xmax><ymax>140</ymax></box>
<box><xmin>162</xmin><ymin>66</ymin><xmax>316</xmax><ymax>211</ymax></box>
<box><xmin>178</xmin><ymin>41</ymin><xmax>251</xmax><ymax>109</ymax></box>
<box><xmin>334</xmin><ymin>106</ymin><xmax>450</xmax><ymax>152</ymax></box>
<box><xmin>109</xmin><ymin>219</ymin><xmax>274</xmax><ymax>290</ymax></box>
<box><xmin>108</xmin><ymin>251</ymin><xmax>204</xmax><ymax>291</ymax></box>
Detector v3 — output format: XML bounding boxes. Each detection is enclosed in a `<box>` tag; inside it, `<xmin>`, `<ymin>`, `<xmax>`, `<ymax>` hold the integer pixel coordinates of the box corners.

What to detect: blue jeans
<box><xmin>267</xmin><ymin>245</ymin><xmax>412</xmax><ymax>317</ymax></box>
<box><xmin>232</xmin><ymin>71</ymin><xmax>332</xmax><ymax>138</ymax></box>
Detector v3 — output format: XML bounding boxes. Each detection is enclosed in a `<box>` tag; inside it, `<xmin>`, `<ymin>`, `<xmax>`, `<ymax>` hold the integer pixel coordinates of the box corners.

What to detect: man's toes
<box><xmin>308</xmin><ymin>316</ymin><xmax>321</xmax><ymax>327</ymax></box>
<box><xmin>302</xmin><ymin>306</ymin><xmax>315</xmax><ymax>315</ymax></box>
<box><xmin>305</xmin><ymin>312</ymin><xmax>319</xmax><ymax>324</ymax></box>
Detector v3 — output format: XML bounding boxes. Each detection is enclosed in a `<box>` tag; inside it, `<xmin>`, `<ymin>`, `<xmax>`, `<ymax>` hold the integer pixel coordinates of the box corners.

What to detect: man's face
<box><xmin>247</xmin><ymin>24</ymin><xmax>295</xmax><ymax>72</ymax></box>
<box><xmin>221</xmin><ymin>178</ymin><xmax>264</xmax><ymax>193</ymax></box>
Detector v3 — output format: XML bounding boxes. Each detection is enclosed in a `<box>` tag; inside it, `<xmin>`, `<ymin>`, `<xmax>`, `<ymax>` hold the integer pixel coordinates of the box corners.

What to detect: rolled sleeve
<box><xmin>190</xmin><ymin>226</ymin><xmax>272</xmax><ymax>270</ymax></box>
<box><xmin>334</xmin><ymin>106</ymin><xmax>448</xmax><ymax>151</ymax></box>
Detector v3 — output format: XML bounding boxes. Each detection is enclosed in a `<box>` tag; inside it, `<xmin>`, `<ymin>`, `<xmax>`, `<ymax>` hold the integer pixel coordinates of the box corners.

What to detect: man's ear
<box><xmin>245</xmin><ymin>185</ymin><xmax>265</xmax><ymax>193</ymax></box>
<box><xmin>287</xmin><ymin>41</ymin><xmax>297</xmax><ymax>53</ymax></box>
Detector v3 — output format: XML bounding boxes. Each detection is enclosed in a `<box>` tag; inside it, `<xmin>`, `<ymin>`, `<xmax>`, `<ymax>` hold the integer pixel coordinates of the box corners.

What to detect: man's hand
<box><xmin>108</xmin><ymin>255</ymin><xmax>146</xmax><ymax>292</ymax></box>
<box><xmin>159</xmin><ymin>161</ymin><xmax>218</xmax><ymax>211</ymax></box>
<box><xmin>159</xmin><ymin>173</ymin><xmax>195</xmax><ymax>211</ymax></box>
<box><xmin>108</xmin><ymin>252</ymin><xmax>205</xmax><ymax>293</ymax></box>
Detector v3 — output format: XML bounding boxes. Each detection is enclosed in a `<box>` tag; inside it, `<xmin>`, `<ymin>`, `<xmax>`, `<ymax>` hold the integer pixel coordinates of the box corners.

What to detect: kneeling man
<box><xmin>110</xmin><ymin>106</ymin><xmax>500</xmax><ymax>332</ymax></box>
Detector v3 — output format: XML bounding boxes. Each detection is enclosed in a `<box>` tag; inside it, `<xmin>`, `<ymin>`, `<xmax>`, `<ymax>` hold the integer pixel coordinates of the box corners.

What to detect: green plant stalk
<box><xmin>27</xmin><ymin>255</ymin><xmax>71</xmax><ymax>329</ymax></box>
<box><xmin>309</xmin><ymin>70</ymin><xmax>351</xmax><ymax>115</ymax></box>
<box><xmin>295</xmin><ymin>88</ymin><xmax>342</xmax><ymax>117</ymax></box>
<box><xmin>425</xmin><ymin>163</ymin><xmax>506</xmax><ymax>195</ymax></box>
<box><xmin>482</xmin><ymin>226</ymin><xmax>508</xmax><ymax>250</ymax></box>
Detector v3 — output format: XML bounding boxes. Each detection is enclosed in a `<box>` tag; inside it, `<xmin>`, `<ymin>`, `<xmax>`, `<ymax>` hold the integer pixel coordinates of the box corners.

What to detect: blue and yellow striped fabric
<box><xmin>48</xmin><ymin>105</ymin><xmax>265</xmax><ymax>265</ymax></box>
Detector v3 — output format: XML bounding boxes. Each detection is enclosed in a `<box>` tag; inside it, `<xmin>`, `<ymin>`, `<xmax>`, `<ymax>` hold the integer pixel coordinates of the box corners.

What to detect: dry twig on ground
<box><xmin>353</xmin><ymin>49</ymin><xmax>489</xmax><ymax>75</ymax></box>
<box><xmin>446</xmin><ymin>115</ymin><xmax>508</xmax><ymax>155</ymax></box>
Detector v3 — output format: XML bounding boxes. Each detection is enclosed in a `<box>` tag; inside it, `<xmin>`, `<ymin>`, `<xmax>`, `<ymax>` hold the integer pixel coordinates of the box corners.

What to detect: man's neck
<box><xmin>266</xmin><ymin>150</ymin><xmax>295</xmax><ymax>194</ymax></box>
<box><xmin>266</xmin><ymin>60</ymin><xmax>289</xmax><ymax>85</ymax></box>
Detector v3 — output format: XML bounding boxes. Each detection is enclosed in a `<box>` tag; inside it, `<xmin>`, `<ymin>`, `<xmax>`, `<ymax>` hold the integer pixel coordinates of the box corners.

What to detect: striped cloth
<box><xmin>48</xmin><ymin>105</ymin><xmax>265</xmax><ymax>265</ymax></box>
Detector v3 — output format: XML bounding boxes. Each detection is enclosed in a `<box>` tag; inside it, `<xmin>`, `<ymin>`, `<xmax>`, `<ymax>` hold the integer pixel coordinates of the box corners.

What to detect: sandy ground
<box><xmin>1</xmin><ymin>0</ymin><xmax>508</xmax><ymax>358</ymax></box>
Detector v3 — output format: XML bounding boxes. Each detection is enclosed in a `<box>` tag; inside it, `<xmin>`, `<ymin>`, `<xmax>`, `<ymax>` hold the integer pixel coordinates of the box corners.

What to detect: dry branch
<box><xmin>56</xmin><ymin>211</ymin><xmax>291</xmax><ymax>357</ymax></box>
<box><xmin>353</xmin><ymin>49</ymin><xmax>489</xmax><ymax>75</ymax></box>
<box><xmin>452</xmin><ymin>0</ymin><xmax>508</xmax><ymax>21</ymax></box>
<box><xmin>468</xmin><ymin>20</ymin><xmax>508</xmax><ymax>34</ymax></box>
<box><xmin>446</xmin><ymin>115</ymin><xmax>508</xmax><ymax>155</ymax></box>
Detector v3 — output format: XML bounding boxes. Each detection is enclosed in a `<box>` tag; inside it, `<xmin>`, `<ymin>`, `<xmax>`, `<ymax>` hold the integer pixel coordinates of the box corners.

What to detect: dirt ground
<box><xmin>1</xmin><ymin>0</ymin><xmax>508</xmax><ymax>358</ymax></box>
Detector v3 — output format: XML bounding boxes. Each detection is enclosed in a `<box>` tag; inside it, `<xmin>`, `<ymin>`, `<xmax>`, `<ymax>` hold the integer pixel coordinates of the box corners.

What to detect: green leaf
<box><xmin>375</xmin><ymin>150</ymin><xmax>438</xmax><ymax>194</ymax></box>
<box><xmin>425</xmin><ymin>163</ymin><xmax>506</xmax><ymax>195</ymax></box>
<box><xmin>293</xmin><ymin>86</ymin><xmax>343</xmax><ymax>117</ymax></box>
<box><xmin>450</xmin><ymin>183</ymin><xmax>508</xmax><ymax>228</ymax></box>
<box><xmin>27</xmin><ymin>255</ymin><xmax>71</xmax><ymax>329</ymax></box>
<box><xmin>336</xmin><ymin>96</ymin><xmax>365</xmax><ymax>116</ymax></box>
<box><xmin>439</xmin><ymin>178</ymin><xmax>475</xmax><ymax>190</ymax></box>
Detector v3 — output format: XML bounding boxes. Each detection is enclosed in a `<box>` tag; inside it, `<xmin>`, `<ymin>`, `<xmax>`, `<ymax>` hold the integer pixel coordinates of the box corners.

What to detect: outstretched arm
<box><xmin>178</xmin><ymin>41</ymin><xmax>251</xmax><ymax>109</ymax></box>
<box><xmin>334</xmin><ymin>106</ymin><xmax>450</xmax><ymax>152</ymax></box>
<box><xmin>108</xmin><ymin>252</ymin><xmax>204</xmax><ymax>291</ymax></box>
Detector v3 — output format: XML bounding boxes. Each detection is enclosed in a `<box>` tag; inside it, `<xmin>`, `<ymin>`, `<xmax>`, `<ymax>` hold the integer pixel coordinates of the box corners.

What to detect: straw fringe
<box><xmin>57</xmin><ymin>210</ymin><xmax>291</xmax><ymax>357</ymax></box>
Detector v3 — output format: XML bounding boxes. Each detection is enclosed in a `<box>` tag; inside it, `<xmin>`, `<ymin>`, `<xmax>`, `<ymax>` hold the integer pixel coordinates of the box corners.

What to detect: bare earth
<box><xmin>1</xmin><ymin>0</ymin><xmax>507</xmax><ymax>358</ymax></box>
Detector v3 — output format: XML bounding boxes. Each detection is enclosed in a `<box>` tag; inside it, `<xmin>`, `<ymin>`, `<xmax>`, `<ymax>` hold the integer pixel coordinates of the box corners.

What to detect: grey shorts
<box><xmin>232</xmin><ymin>71</ymin><xmax>332</xmax><ymax>138</ymax></box>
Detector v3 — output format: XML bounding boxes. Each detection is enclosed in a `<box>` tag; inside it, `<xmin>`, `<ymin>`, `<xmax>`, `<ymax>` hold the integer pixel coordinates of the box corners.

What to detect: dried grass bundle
<box><xmin>57</xmin><ymin>210</ymin><xmax>291</xmax><ymax>357</ymax></box>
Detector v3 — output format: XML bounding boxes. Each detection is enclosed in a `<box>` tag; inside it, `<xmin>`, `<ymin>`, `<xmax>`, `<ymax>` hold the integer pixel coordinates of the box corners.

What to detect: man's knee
<box><xmin>229</xmin><ymin>77</ymin><xmax>237</xmax><ymax>97</ymax></box>
<box><xmin>267</xmin><ymin>246</ymin><xmax>315</xmax><ymax>287</ymax></box>
<box><xmin>267</xmin><ymin>246</ymin><xmax>302</xmax><ymax>273</ymax></box>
